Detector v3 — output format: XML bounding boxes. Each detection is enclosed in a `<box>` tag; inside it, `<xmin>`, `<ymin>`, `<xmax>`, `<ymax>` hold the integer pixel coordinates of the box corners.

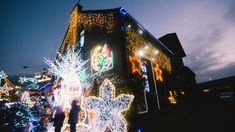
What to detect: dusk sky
<box><xmin>0</xmin><ymin>0</ymin><xmax>235</xmax><ymax>83</ymax></box>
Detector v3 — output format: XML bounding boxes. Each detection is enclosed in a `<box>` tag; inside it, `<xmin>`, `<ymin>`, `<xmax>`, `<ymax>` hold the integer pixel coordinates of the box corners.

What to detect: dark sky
<box><xmin>0</xmin><ymin>0</ymin><xmax>235</xmax><ymax>83</ymax></box>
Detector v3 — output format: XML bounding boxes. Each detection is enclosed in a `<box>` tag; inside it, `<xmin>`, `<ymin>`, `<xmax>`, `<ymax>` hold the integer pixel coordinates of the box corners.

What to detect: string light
<box><xmin>129</xmin><ymin>52</ymin><xmax>142</xmax><ymax>76</ymax></box>
<box><xmin>21</xmin><ymin>91</ymin><xmax>34</xmax><ymax>108</ymax></box>
<box><xmin>45</xmin><ymin>48</ymin><xmax>89</xmax><ymax>108</ymax></box>
<box><xmin>59</xmin><ymin>6</ymin><xmax>114</xmax><ymax>53</ymax></box>
<box><xmin>168</xmin><ymin>91</ymin><xmax>177</xmax><ymax>104</ymax></box>
<box><xmin>82</xmin><ymin>79</ymin><xmax>134</xmax><ymax>132</ymax></box>
<box><xmin>153</xmin><ymin>63</ymin><xmax>163</xmax><ymax>82</ymax></box>
<box><xmin>91</xmin><ymin>44</ymin><xmax>113</xmax><ymax>73</ymax></box>
<box><xmin>0</xmin><ymin>83</ymin><xmax>13</xmax><ymax>97</ymax></box>
<box><xmin>126</xmin><ymin>28</ymin><xmax>172</xmax><ymax>72</ymax></box>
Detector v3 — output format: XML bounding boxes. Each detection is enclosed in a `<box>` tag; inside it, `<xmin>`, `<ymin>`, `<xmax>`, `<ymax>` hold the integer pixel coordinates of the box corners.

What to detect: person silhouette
<box><xmin>68</xmin><ymin>100</ymin><xmax>80</xmax><ymax>132</ymax></box>
<box><xmin>53</xmin><ymin>106</ymin><xmax>65</xmax><ymax>132</ymax></box>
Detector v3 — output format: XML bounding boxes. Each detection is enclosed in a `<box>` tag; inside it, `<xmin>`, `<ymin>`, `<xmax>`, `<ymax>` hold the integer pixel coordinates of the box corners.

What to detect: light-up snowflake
<box><xmin>82</xmin><ymin>79</ymin><xmax>134</xmax><ymax>132</ymax></box>
<box><xmin>45</xmin><ymin>49</ymin><xmax>89</xmax><ymax>108</ymax></box>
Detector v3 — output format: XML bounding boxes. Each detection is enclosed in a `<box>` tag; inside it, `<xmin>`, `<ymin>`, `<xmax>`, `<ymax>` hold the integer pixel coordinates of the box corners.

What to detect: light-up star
<box><xmin>153</xmin><ymin>63</ymin><xmax>163</xmax><ymax>82</ymax></box>
<box><xmin>129</xmin><ymin>53</ymin><xmax>142</xmax><ymax>76</ymax></box>
<box><xmin>0</xmin><ymin>83</ymin><xmax>13</xmax><ymax>96</ymax></box>
<box><xmin>83</xmin><ymin>79</ymin><xmax>134</xmax><ymax>132</ymax></box>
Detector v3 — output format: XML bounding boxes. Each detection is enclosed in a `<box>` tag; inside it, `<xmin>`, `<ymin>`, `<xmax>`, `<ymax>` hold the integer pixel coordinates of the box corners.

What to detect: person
<box><xmin>53</xmin><ymin>106</ymin><xmax>65</xmax><ymax>132</ymax></box>
<box><xmin>68</xmin><ymin>100</ymin><xmax>80</xmax><ymax>132</ymax></box>
<box><xmin>0</xmin><ymin>101</ymin><xmax>11</xmax><ymax>131</ymax></box>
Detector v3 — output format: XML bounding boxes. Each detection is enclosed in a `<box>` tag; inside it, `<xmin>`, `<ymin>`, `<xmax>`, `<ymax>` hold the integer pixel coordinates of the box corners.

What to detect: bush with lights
<box><xmin>9</xmin><ymin>102</ymin><xmax>30</xmax><ymax>128</ymax></box>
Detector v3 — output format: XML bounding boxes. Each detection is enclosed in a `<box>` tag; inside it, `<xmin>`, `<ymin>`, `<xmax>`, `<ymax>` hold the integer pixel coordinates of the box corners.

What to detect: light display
<box><xmin>82</xmin><ymin>79</ymin><xmax>134</xmax><ymax>132</ymax></box>
<box><xmin>0</xmin><ymin>70</ymin><xmax>7</xmax><ymax>80</ymax></box>
<box><xmin>141</xmin><ymin>65</ymin><xmax>150</xmax><ymax>92</ymax></box>
<box><xmin>0</xmin><ymin>83</ymin><xmax>13</xmax><ymax>97</ymax></box>
<box><xmin>10</xmin><ymin>102</ymin><xmax>30</xmax><ymax>128</ymax></box>
<box><xmin>18</xmin><ymin>76</ymin><xmax>39</xmax><ymax>88</ymax></box>
<box><xmin>45</xmin><ymin>48</ymin><xmax>89</xmax><ymax>108</ymax></box>
<box><xmin>126</xmin><ymin>28</ymin><xmax>171</xmax><ymax>72</ymax></box>
<box><xmin>168</xmin><ymin>91</ymin><xmax>177</xmax><ymax>104</ymax></box>
<box><xmin>59</xmin><ymin>5</ymin><xmax>114</xmax><ymax>53</ymax></box>
<box><xmin>18</xmin><ymin>77</ymin><xmax>28</xmax><ymax>84</ymax></box>
<box><xmin>129</xmin><ymin>52</ymin><xmax>142</xmax><ymax>76</ymax></box>
<box><xmin>21</xmin><ymin>91</ymin><xmax>34</xmax><ymax>108</ymax></box>
<box><xmin>91</xmin><ymin>44</ymin><xmax>113</xmax><ymax>73</ymax></box>
<box><xmin>137</xmin><ymin>65</ymin><xmax>149</xmax><ymax>114</ymax></box>
<box><xmin>153</xmin><ymin>63</ymin><xmax>163</xmax><ymax>82</ymax></box>
<box><xmin>79</xmin><ymin>30</ymin><xmax>85</xmax><ymax>48</ymax></box>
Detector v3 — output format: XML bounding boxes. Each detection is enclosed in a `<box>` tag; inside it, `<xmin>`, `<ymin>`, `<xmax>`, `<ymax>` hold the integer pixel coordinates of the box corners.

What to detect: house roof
<box><xmin>159</xmin><ymin>33</ymin><xmax>186</xmax><ymax>58</ymax></box>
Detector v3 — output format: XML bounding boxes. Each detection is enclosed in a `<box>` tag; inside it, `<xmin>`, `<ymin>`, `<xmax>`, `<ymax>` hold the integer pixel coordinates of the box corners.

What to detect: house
<box><xmin>56</xmin><ymin>3</ymin><xmax>197</xmax><ymax>131</ymax></box>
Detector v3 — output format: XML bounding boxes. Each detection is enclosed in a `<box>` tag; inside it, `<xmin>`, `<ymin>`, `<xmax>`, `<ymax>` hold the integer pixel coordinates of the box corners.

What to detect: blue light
<box><xmin>137</xmin><ymin>128</ymin><xmax>142</xmax><ymax>132</ymax></box>
<box><xmin>121</xmin><ymin>26</ymin><xmax>124</xmax><ymax>31</ymax></box>
<box><xmin>120</xmin><ymin>7</ymin><xmax>127</xmax><ymax>16</ymax></box>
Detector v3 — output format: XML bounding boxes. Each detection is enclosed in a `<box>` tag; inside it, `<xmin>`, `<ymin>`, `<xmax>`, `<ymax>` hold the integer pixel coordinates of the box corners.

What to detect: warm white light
<box><xmin>45</xmin><ymin>48</ymin><xmax>89</xmax><ymax>108</ymax></box>
<box><xmin>82</xmin><ymin>79</ymin><xmax>134</xmax><ymax>132</ymax></box>
<box><xmin>127</xmin><ymin>25</ymin><xmax>131</xmax><ymax>28</ymax></box>
<box><xmin>154</xmin><ymin>50</ymin><xmax>159</xmax><ymax>54</ymax></box>
<box><xmin>139</xmin><ymin>30</ymin><xmax>143</xmax><ymax>34</ymax></box>
<box><xmin>144</xmin><ymin>46</ymin><xmax>149</xmax><ymax>50</ymax></box>
<box><xmin>151</xmin><ymin>58</ymin><xmax>155</xmax><ymax>61</ymax></box>
<box><xmin>0</xmin><ymin>83</ymin><xmax>13</xmax><ymax>98</ymax></box>
<box><xmin>138</xmin><ymin>50</ymin><xmax>144</xmax><ymax>57</ymax></box>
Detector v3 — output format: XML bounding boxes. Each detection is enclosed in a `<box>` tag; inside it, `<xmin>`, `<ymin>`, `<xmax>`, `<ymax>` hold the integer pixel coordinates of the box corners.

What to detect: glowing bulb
<box><xmin>138</xmin><ymin>50</ymin><xmax>144</xmax><ymax>57</ymax></box>
<box><xmin>127</xmin><ymin>24</ymin><xmax>131</xmax><ymax>28</ymax></box>
<box><xmin>144</xmin><ymin>46</ymin><xmax>148</xmax><ymax>49</ymax></box>
<box><xmin>139</xmin><ymin>30</ymin><xmax>143</xmax><ymax>34</ymax></box>
<box><xmin>154</xmin><ymin>50</ymin><xmax>159</xmax><ymax>54</ymax></box>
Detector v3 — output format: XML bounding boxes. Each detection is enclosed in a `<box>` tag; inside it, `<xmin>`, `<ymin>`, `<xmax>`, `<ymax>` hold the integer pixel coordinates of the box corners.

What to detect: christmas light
<box><xmin>168</xmin><ymin>91</ymin><xmax>177</xmax><ymax>104</ymax></box>
<box><xmin>82</xmin><ymin>79</ymin><xmax>134</xmax><ymax>132</ymax></box>
<box><xmin>0</xmin><ymin>83</ymin><xmax>13</xmax><ymax>97</ymax></box>
<box><xmin>59</xmin><ymin>6</ymin><xmax>114</xmax><ymax>53</ymax></box>
<box><xmin>45</xmin><ymin>48</ymin><xmax>89</xmax><ymax>108</ymax></box>
<box><xmin>91</xmin><ymin>44</ymin><xmax>113</xmax><ymax>73</ymax></box>
<box><xmin>18</xmin><ymin>77</ymin><xmax>39</xmax><ymax>88</ymax></box>
<box><xmin>126</xmin><ymin>28</ymin><xmax>172</xmax><ymax>72</ymax></box>
<box><xmin>129</xmin><ymin>52</ymin><xmax>142</xmax><ymax>76</ymax></box>
<box><xmin>21</xmin><ymin>91</ymin><xmax>34</xmax><ymax>108</ymax></box>
<box><xmin>0</xmin><ymin>71</ymin><xmax>7</xmax><ymax>80</ymax></box>
<box><xmin>153</xmin><ymin>63</ymin><xmax>163</xmax><ymax>82</ymax></box>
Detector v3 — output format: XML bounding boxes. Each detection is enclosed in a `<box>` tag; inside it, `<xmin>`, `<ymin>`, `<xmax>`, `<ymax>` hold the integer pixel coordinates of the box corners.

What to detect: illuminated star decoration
<box><xmin>82</xmin><ymin>79</ymin><xmax>134</xmax><ymax>132</ymax></box>
<box><xmin>45</xmin><ymin>48</ymin><xmax>89</xmax><ymax>108</ymax></box>
<box><xmin>153</xmin><ymin>63</ymin><xmax>163</xmax><ymax>82</ymax></box>
<box><xmin>129</xmin><ymin>52</ymin><xmax>142</xmax><ymax>75</ymax></box>
<box><xmin>0</xmin><ymin>83</ymin><xmax>13</xmax><ymax>97</ymax></box>
<box><xmin>91</xmin><ymin>44</ymin><xmax>113</xmax><ymax>73</ymax></box>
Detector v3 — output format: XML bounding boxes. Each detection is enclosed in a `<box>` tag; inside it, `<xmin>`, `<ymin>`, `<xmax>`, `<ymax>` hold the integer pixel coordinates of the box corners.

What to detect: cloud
<box><xmin>197</xmin><ymin>62</ymin><xmax>235</xmax><ymax>82</ymax></box>
<box><xmin>183</xmin><ymin>26</ymin><xmax>226</xmax><ymax>73</ymax></box>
